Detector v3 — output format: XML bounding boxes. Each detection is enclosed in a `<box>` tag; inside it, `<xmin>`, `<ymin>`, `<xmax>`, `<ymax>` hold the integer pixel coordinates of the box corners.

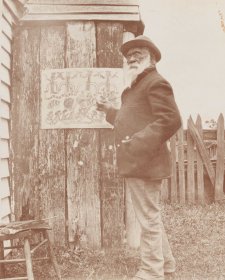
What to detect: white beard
<box><xmin>124</xmin><ymin>58</ymin><xmax>151</xmax><ymax>88</ymax></box>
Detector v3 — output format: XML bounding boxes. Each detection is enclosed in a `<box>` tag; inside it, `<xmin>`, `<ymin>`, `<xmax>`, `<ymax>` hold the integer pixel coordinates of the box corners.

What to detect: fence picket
<box><xmin>170</xmin><ymin>135</ymin><xmax>177</xmax><ymax>202</ymax></box>
<box><xmin>177</xmin><ymin>126</ymin><xmax>185</xmax><ymax>204</ymax></box>
<box><xmin>188</xmin><ymin>117</ymin><xmax>215</xmax><ymax>188</ymax></box>
<box><xmin>196</xmin><ymin>115</ymin><xmax>204</xmax><ymax>204</ymax></box>
<box><xmin>215</xmin><ymin>114</ymin><xmax>225</xmax><ymax>200</ymax></box>
<box><xmin>187</xmin><ymin>117</ymin><xmax>196</xmax><ymax>203</ymax></box>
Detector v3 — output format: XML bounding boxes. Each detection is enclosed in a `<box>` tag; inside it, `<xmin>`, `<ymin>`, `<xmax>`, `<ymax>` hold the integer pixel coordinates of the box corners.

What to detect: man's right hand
<box><xmin>96</xmin><ymin>96</ymin><xmax>111</xmax><ymax>114</ymax></box>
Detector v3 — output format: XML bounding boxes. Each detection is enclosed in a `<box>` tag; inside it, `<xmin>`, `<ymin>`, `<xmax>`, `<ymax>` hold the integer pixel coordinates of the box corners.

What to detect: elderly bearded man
<box><xmin>97</xmin><ymin>35</ymin><xmax>181</xmax><ymax>280</ymax></box>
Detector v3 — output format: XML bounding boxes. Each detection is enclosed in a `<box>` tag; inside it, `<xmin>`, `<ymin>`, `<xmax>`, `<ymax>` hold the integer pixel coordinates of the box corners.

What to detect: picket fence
<box><xmin>160</xmin><ymin>114</ymin><xmax>225</xmax><ymax>204</ymax></box>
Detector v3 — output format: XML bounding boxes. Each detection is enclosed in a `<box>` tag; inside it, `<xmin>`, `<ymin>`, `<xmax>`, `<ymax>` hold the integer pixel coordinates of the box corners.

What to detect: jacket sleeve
<box><xmin>128</xmin><ymin>79</ymin><xmax>182</xmax><ymax>157</ymax></box>
<box><xmin>106</xmin><ymin>106</ymin><xmax>119</xmax><ymax>125</ymax></box>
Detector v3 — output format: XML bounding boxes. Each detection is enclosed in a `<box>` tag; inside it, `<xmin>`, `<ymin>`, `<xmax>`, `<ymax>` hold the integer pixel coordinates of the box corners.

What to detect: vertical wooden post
<box><xmin>39</xmin><ymin>26</ymin><xmax>66</xmax><ymax>245</ymax></box>
<box><xmin>215</xmin><ymin>114</ymin><xmax>225</xmax><ymax>200</ymax></box>
<box><xmin>196</xmin><ymin>115</ymin><xmax>204</xmax><ymax>204</ymax></box>
<box><xmin>187</xmin><ymin>117</ymin><xmax>195</xmax><ymax>203</ymax></box>
<box><xmin>24</xmin><ymin>238</ymin><xmax>34</xmax><ymax>280</ymax></box>
<box><xmin>96</xmin><ymin>22</ymin><xmax>125</xmax><ymax>248</ymax></box>
<box><xmin>45</xmin><ymin>231</ymin><xmax>61</xmax><ymax>280</ymax></box>
<box><xmin>11</xmin><ymin>27</ymin><xmax>40</xmax><ymax>221</ymax></box>
<box><xmin>66</xmin><ymin>22</ymin><xmax>101</xmax><ymax>248</ymax></box>
<box><xmin>0</xmin><ymin>241</ymin><xmax>5</xmax><ymax>278</ymax></box>
<box><xmin>170</xmin><ymin>135</ymin><xmax>177</xmax><ymax>202</ymax></box>
<box><xmin>177</xmin><ymin>126</ymin><xmax>185</xmax><ymax>204</ymax></box>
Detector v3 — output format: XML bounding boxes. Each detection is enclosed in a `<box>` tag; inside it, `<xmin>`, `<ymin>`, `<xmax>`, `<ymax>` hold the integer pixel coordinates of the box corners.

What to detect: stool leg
<box><xmin>24</xmin><ymin>238</ymin><xmax>34</xmax><ymax>280</ymax></box>
<box><xmin>0</xmin><ymin>241</ymin><xmax>5</xmax><ymax>278</ymax></box>
<box><xmin>45</xmin><ymin>231</ymin><xmax>61</xmax><ymax>280</ymax></box>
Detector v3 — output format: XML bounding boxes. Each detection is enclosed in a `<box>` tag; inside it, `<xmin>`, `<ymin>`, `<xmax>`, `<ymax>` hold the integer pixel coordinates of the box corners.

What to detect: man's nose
<box><xmin>127</xmin><ymin>56</ymin><xmax>137</xmax><ymax>64</ymax></box>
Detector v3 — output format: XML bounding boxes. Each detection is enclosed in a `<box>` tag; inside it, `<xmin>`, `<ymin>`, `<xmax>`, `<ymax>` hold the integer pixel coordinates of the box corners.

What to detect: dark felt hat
<box><xmin>120</xmin><ymin>35</ymin><xmax>161</xmax><ymax>62</ymax></box>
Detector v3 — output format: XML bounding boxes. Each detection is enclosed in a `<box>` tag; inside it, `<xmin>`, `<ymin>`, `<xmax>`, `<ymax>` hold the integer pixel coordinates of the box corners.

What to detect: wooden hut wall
<box><xmin>0</xmin><ymin>0</ymin><xmax>22</xmax><ymax>224</ymax></box>
<box><xmin>10</xmin><ymin>18</ymin><xmax>138</xmax><ymax>247</ymax></box>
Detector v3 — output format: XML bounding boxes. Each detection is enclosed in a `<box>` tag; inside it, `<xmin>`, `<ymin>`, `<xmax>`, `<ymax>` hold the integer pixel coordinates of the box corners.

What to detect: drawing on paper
<box><xmin>41</xmin><ymin>68</ymin><xmax>124</xmax><ymax>129</ymax></box>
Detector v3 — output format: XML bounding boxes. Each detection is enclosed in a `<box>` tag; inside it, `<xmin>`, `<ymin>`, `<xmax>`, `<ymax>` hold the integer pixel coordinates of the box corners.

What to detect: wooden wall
<box><xmin>0</xmin><ymin>0</ymin><xmax>22</xmax><ymax>225</ymax></box>
<box><xmin>11</xmin><ymin>20</ymin><xmax>137</xmax><ymax>247</ymax></box>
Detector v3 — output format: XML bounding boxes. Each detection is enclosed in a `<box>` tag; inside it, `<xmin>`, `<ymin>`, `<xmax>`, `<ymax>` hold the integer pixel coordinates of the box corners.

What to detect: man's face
<box><xmin>125</xmin><ymin>47</ymin><xmax>150</xmax><ymax>70</ymax></box>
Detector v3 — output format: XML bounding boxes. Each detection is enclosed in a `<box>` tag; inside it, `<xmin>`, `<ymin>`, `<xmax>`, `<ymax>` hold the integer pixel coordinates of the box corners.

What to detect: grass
<box><xmin>6</xmin><ymin>203</ymin><xmax>225</xmax><ymax>280</ymax></box>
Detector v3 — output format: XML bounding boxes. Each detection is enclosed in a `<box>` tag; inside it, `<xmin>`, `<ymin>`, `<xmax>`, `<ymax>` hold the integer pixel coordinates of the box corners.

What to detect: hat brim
<box><xmin>120</xmin><ymin>39</ymin><xmax>161</xmax><ymax>62</ymax></box>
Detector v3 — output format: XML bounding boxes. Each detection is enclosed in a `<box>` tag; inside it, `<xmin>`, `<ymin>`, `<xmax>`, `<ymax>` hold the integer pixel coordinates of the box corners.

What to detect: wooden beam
<box><xmin>0</xmin><ymin>241</ymin><xmax>5</xmax><ymax>278</ymax></box>
<box><xmin>183</xmin><ymin>129</ymin><xmax>225</xmax><ymax>141</ymax></box>
<box><xmin>0</xmin><ymin>257</ymin><xmax>49</xmax><ymax>264</ymax></box>
<box><xmin>11</xmin><ymin>26</ymin><xmax>40</xmax><ymax>224</ymax></box>
<box><xmin>0</xmin><ymin>277</ymin><xmax>28</xmax><ymax>280</ymax></box>
<box><xmin>21</xmin><ymin>13</ymin><xmax>140</xmax><ymax>22</ymax></box>
<box><xmin>27</xmin><ymin>0</ymin><xmax>139</xmax><ymax>5</ymax></box>
<box><xmin>45</xmin><ymin>230</ymin><xmax>62</xmax><ymax>279</ymax></box>
<box><xmin>27</xmin><ymin>4</ymin><xmax>138</xmax><ymax>14</ymax></box>
<box><xmin>96</xmin><ymin>22</ymin><xmax>125</xmax><ymax>248</ymax></box>
<box><xmin>24</xmin><ymin>239</ymin><xmax>34</xmax><ymax>280</ymax></box>
<box><xmin>39</xmin><ymin>25</ymin><xmax>66</xmax><ymax>245</ymax></box>
<box><xmin>66</xmin><ymin>22</ymin><xmax>101</xmax><ymax>248</ymax></box>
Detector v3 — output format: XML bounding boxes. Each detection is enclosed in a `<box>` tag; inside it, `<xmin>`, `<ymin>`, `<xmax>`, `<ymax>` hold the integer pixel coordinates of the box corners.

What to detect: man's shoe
<box><xmin>164</xmin><ymin>272</ymin><xmax>175</xmax><ymax>280</ymax></box>
<box><xmin>164</xmin><ymin>270</ymin><xmax>175</xmax><ymax>275</ymax></box>
<box><xmin>164</xmin><ymin>260</ymin><xmax>176</xmax><ymax>274</ymax></box>
<box><xmin>128</xmin><ymin>276</ymin><xmax>146</xmax><ymax>280</ymax></box>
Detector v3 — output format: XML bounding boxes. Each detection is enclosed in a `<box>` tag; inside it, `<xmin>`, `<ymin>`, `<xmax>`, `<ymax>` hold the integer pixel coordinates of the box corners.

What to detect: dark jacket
<box><xmin>106</xmin><ymin>67</ymin><xmax>182</xmax><ymax>179</ymax></box>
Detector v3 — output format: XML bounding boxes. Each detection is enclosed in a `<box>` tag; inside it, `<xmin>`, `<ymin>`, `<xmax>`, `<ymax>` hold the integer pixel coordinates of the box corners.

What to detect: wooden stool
<box><xmin>0</xmin><ymin>220</ymin><xmax>61</xmax><ymax>280</ymax></box>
